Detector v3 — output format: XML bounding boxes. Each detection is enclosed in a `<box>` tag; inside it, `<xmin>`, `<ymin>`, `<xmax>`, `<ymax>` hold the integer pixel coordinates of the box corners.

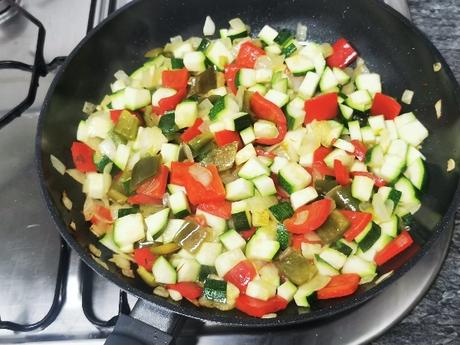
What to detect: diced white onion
<box><xmin>320</xmin><ymin>43</ymin><xmax>333</xmax><ymax>58</ymax></box>
<box><xmin>203</xmin><ymin>16</ymin><xmax>215</xmax><ymax>36</ymax></box>
<box><xmin>189</xmin><ymin>164</ymin><xmax>212</xmax><ymax>187</ymax></box>
<box><xmin>82</xmin><ymin>102</ymin><xmax>96</xmax><ymax>115</ymax></box>
<box><xmin>375</xmin><ymin>270</ymin><xmax>394</xmax><ymax>285</ymax></box>
<box><xmin>153</xmin><ymin>286</ymin><xmax>169</xmax><ymax>298</ymax></box>
<box><xmin>401</xmin><ymin>89</ymin><xmax>414</xmax><ymax>105</ymax></box>
<box><xmin>62</xmin><ymin>191</ymin><xmax>73</xmax><ymax>210</ymax></box>
<box><xmin>435</xmin><ymin>99</ymin><xmax>442</xmax><ymax>119</ymax></box>
<box><xmin>50</xmin><ymin>154</ymin><xmax>66</xmax><ymax>175</ymax></box>
<box><xmin>89</xmin><ymin>244</ymin><xmax>102</xmax><ymax>257</ymax></box>
<box><xmin>110</xmin><ymin>254</ymin><xmax>132</xmax><ymax>270</ymax></box>
<box><xmin>168</xmin><ymin>289</ymin><xmax>183</xmax><ymax>301</ymax></box>
<box><xmin>255</xmin><ymin>55</ymin><xmax>273</xmax><ymax>70</ymax></box>
<box><xmin>114</xmin><ymin>70</ymin><xmax>129</xmax><ymax>83</ymax></box>
<box><xmin>296</xmin><ymin>23</ymin><xmax>307</xmax><ymax>41</ymax></box>
<box><xmin>447</xmin><ymin>159</ymin><xmax>455</xmax><ymax>172</ymax></box>
<box><xmin>433</xmin><ymin>62</ymin><xmax>442</xmax><ymax>72</ymax></box>
<box><xmin>170</xmin><ymin>35</ymin><xmax>183</xmax><ymax>43</ymax></box>
<box><xmin>66</xmin><ymin>169</ymin><xmax>86</xmax><ymax>184</ymax></box>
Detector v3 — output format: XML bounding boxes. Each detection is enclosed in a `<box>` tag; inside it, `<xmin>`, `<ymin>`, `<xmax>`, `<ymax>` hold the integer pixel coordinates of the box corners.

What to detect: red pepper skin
<box><xmin>317</xmin><ymin>273</ymin><xmax>360</xmax><ymax>299</ymax></box>
<box><xmin>136</xmin><ymin>165</ymin><xmax>169</xmax><ymax>199</ymax></box>
<box><xmin>110</xmin><ymin>109</ymin><xmax>123</xmax><ymax>123</ymax></box>
<box><xmin>184</xmin><ymin>164</ymin><xmax>226</xmax><ymax>205</ymax></box>
<box><xmin>240</xmin><ymin>227</ymin><xmax>257</xmax><ymax>240</ymax></box>
<box><xmin>375</xmin><ymin>230</ymin><xmax>414</xmax><ymax>266</ymax></box>
<box><xmin>71</xmin><ymin>141</ymin><xmax>97</xmax><ymax>173</ymax></box>
<box><xmin>256</xmin><ymin>148</ymin><xmax>276</xmax><ymax>159</ymax></box>
<box><xmin>351</xmin><ymin>140</ymin><xmax>367</xmax><ymax>162</ymax></box>
<box><xmin>166</xmin><ymin>282</ymin><xmax>203</xmax><ymax>300</ymax></box>
<box><xmin>170</xmin><ymin>161</ymin><xmax>194</xmax><ymax>186</ymax></box>
<box><xmin>334</xmin><ymin>160</ymin><xmax>350</xmax><ymax>186</ymax></box>
<box><xmin>351</xmin><ymin>171</ymin><xmax>387</xmax><ymax>187</ymax></box>
<box><xmin>127</xmin><ymin>194</ymin><xmax>162</xmax><ymax>205</ymax></box>
<box><xmin>224</xmin><ymin>64</ymin><xmax>240</xmax><ymax>95</ymax></box>
<box><xmin>370</xmin><ymin>93</ymin><xmax>402</xmax><ymax>120</ymax></box>
<box><xmin>304</xmin><ymin>93</ymin><xmax>339</xmax><ymax>124</ymax></box>
<box><xmin>340</xmin><ymin>210</ymin><xmax>373</xmax><ymax>241</ymax></box>
<box><xmin>326</xmin><ymin>38</ymin><xmax>358</xmax><ymax>68</ymax></box>
<box><xmin>133</xmin><ymin>248</ymin><xmax>157</xmax><ymax>271</ymax></box>
<box><xmin>283</xmin><ymin>199</ymin><xmax>333</xmax><ymax>234</ymax></box>
<box><xmin>162</xmin><ymin>69</ymin><xmax>189</xmax><ymax>90</ymax></box>
<box><xmin>235</xmin><ymin>295</ymin><xmax>288</xmax><ymax>318</ymax></box>
<box><xmin>250</xmin><ymin>92</ymin><xmax>287</xmax><ymax>145</ymax></box>
<box><xmin>271</xmin><ymin>174</ymin><xmax>290</xmax><ymax>199</ymax></box>
<box><xmin>214</xmin><ymin>130</ymin><xmax>242</xmax><ymax>148</ymax></box>
<box><xmin>313</xmin><ymin>146</ymin><xmax>333</xmax><ymax>163</ymax></box>
<box><xmin>197</xmin><ymin>200</ymin><xmax>232</xmax><ymax>219</ymax></box>
<box><xmin>180</xmin><ymin>118</ymin><xmax>204</xmax><ymax>142</ymax></box>
<box><xmin>184</xmin><ymin>214</ymin><xmax>208</xmax><ymax>227</ymax></box>
<box><xmin>235</xmin><ymin>41</ymin><xmax>266</xmax><ymax>68</ymax></box>
<box><xmin>224</xmin><ymin>260</ymin><xmax>257</xmax><ymax>292</ymax></box>
<box><xmin>291</xmin><ymin>233</ymin><xmax>322</xmax><ymax>250</ymax></box>
<box><xmin>153</xmin><ymin>87</ymin><xmax>187</xmax><ymax>115</ymax></box>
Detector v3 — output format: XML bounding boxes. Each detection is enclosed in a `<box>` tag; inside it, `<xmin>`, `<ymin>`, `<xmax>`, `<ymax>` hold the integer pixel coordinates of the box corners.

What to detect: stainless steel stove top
<box><xmin>3</xmin><ymin>1</ymin><xmax>446</xmax><ymax>345</ymax></box>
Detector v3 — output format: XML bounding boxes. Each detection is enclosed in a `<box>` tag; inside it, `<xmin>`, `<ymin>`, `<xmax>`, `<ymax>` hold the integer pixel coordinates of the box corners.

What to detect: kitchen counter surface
<box><xmin>376</xmin><ymin>2</ymin><xmax>459</xmax><ymax>344</ymax></box>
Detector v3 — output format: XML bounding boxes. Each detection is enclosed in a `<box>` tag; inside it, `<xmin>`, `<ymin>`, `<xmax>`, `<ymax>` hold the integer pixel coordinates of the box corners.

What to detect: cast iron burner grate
<box><xmin>0</xmin><ymin>0</ymin><xmax>128</xmax><ymax>333</ymax></box>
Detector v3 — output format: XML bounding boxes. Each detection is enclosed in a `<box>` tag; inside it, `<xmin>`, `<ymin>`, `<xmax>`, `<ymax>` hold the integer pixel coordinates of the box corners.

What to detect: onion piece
<box><xmin>122</xmin><ymin>268</ymin><xmax>135</xmax><ymax>278</ymax></box>
<box><xmin>293</xmin><ymin>210</ymin><xmax>309</xmax><ymax>225</ymax></box>
<box><xmin>110</xmin><ymin>254</ymin><xmax>132</xmax><ymax>270</ymax></box>
<box><xmin>296</xmin><ymin>23</ymin><xmax>307</xmax><ymax>41</ymax></box>
<box><xmin>433</xmin><ymin>62</ymin><xmax>442</xmax><ymax>72</ymax></box>
<box><xmin>375</xmin><ymin>270</ymin><xmax>394</xmax><ymax>285</ymax></box>
<box><xmin>153</xmin><ymin>286</ymin><xmax>169</xmax><ymax>298</ymax></box>
<box><xmin>50</xmin><ymin>155</ymin><xmax>66</xmax><ymax>175</ymax></box>
<box><xmin>203</xmin><ymin>16</ymin><xmax>215</xmax><ymax>36</ymax></box>
<box><xmin>69</xmin><ymin>221</ymin><xmax>76</xmax><ymax>231</ymax></box>
<box><xmin>435</xmin><ymin>99</ymin><xmax>442</xmax><ymax>119</ymax></box>
<box><xmin>255</xmin><ymin>55</ymin><xmax>272</xmax><ymax>70</ymax></box>
<box><xmin>189</xmin><ymin>164</ymin><xmax>212</xmax><ymax>187</ymax></box>
<box><xmin>66</xmin><ymin>169</ymin><xmax>86</xmax><ymax>184</ymax></box>
<box><xmin>447</xmin><ymin>159</ymin><xmax>455</xmax><ymax>172</ymax></box>
<box><xmin>114</xmin><ymin>70</ymin><xmax>129</xmax><ymax>83</ymax></box>
<box><xmin>89</xmin><ymin>244</ymin><xmax>102</xmax><ymax>258</ymax></box>
<box><xmin>62</xmin><ymin>191</ymin><xmax>73</xmax><ymax>210</ymax></box>
<box><xmin>91</xmin><ymin>255</ymin><xmax>109</xmax><ymax>270</ymax></box>
<box><xmin>82</xmin><ymin>102</ymin><xmax>96</xmax><ymax>115</ymax></box>
<box><xmin>168</xmin><ymin>289</ymin><xmax>183</xmax><ymax>301</ymax></box>
<box><xmin>401</xmin><ymin>89</ymin><xmax>414</xmax><ymax>105</ymax></box>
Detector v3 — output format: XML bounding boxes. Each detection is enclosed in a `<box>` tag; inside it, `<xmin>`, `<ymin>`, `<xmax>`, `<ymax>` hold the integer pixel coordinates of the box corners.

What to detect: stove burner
<box><xmin>0</xmin><ymin>0</ymin><xmax>21</xmax><ymax>24</ymax></box>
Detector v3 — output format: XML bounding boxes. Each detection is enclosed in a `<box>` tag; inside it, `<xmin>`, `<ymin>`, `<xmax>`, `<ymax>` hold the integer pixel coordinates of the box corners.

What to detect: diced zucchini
<box><xmin>168</xmin><ymin>190</ymin><xmax>190</xmax><ymax>218</ymax></box>
<box><xmin>152</xmin><ymin>256</ymin><xmax>177</xmax><ymax>284</ymax></box>
<box><xmin>236</xmin><ymin>68</ymin><xmax>257</xmax><ymax>88</ymax></box>
<box><xmin>339</xmin><ymin>103</ymin><xmax>354</xmax><ymax>120</ymax></box>
<box><xmin>245</xmin><ymin>233</ymin><xmax>280</xmax><ymax>261</ymax></box>
<box><xmin>231</xmin><ymin>112</ymin><xmax>252</xmax><ymax>132</ymax></box>
<box><xmin>351</xmin><ymin>175</ymin><xmax>375</xmax><ymax>202</ymax></box>
<box><xmin>332</xmin><ymin>67</ymin><xmax>351</xmax><ymax>85</ymax></box>
<box><xmin>348</xmin><ymin>120</ymin><xmax>362</xmax><ymax>141</ymax></box>
<box><xmin>214</xmin><ymin>248</ymin><xmax>246</xmax><ymax>277</ymax></box>
<box><xmin>145</xmin><ymin>208</ymin><xmax>170</xmax><ymax>241</ymax></box>
<box><xmin>356</xmin><ymin>222</ymin><xmax>381</xmax><ymax>252</ymax></box>
<box><xmin>286</xmin><ymin>97</ymin><xmax>306</xmax><ymax>130</ymax></box>
<box><xmin>298</xmin><ymin>71</ymin><xmax>321</xmax><ymax>99</ymax></box>
<box><xmin>379</xmin><ymin>154</ymin><xmax>405</xmax><ymax>182</ymax></box>
<box><xmin>319</xmin><ymin>67</ymin><xmax>339</xmax><ymax>91</ymax></box>
<box><xmin>255</xmin><ymin>68</ymin><xmax>273</xmax><ymax>83</ymax></box>
<box><xmin>252</xmin><ymin>175</ymin><xmax>277</xmax><ymax>196</ymax></box>
<box><xmin>232</xmin><ymin>210</ymin><xmax>252</xmax><ymax>231</ymax></box>
<box><xmin>235</xmin><ymin>143</ymin><xmax>257</xmax><ymax>166</ymax></box>
<box><xmin>254</xmin><ymin>119</ymin><xmax>279</xmax><ymax>139</ymax></box>
<box><xmin>277</xmin><ymin>280</ymin><xmax>297</xmax><ymax>302</ymax></box>
<box><xmin>278</xmin><ymin>162</ymin><xmax>312</xmax><ymax>194</ymax></box>
<box><xmin>365</xmin><ymin>144</ymin><xmax>384</xmax><ymax>169</ymax></box>
<box><xmin>195</xmin><ymin>242</ymin><xmax>223</xmax><ymax>266</ymax></box>
<box><xmin>196</xmin><ymin>209</ymin><xmax>227</xmax><ymax>235</ymax></box>
<box><xmin>333</xmin><ymin>138</ymin><xmax>355</xmax><ymax>153</ymax></box>
<box><xmin>238</xmin><ymin>157</ymin><xmax>270</xmax><ymax>179</ymax></box>
<box><xmin>203</xmin><ymin>278</ymin><xmax>227</xmax><ymax>303</ymax></box>
<box><xmin>324</xmin><ymin>148</ymin><xmax>354</xmax><ymax>168</ymax></box>
<box><xmin>175</xmin><ymin>100</ymin><xmax>198</xmax><ymax>129</ymax></box>
<box><xmin>285</xmin><ymin>54</ymin><xmax>314</xmax><ymax>76</ymax></box>
<box><xmin>205</xmin><ymin>40</ymin><xmax>234</xmax><ymax>71</ymax></box>
<box><xmin>258</xmin><ymin>25</ymin><xmax>279</xmax><ymax>45</ymax></box>
<box><xmin>368</xmin><ymin>115</ymin><xmax>385</xmax><ymax>134</ymax></box>
<box><xmin>240</xmin><ymin>126</ymin><xmax>256</xmax><ymax>145</ymax></box>
<box><xmin>160</xmin><ymin>143</ymin><xmax>180</xmax><ymax>167</ymax></box>
<box><xmin>183</xmin><ymin>51</ymin><xmax>206</xmax><ymax>73</ymax></box>
<box><xmin>225</xmin><ymin>178</ymin><xmax>254</xmax><ymax>201</ymax></box>
<box><xmin>290</xmin><ymin>186</ymin><xmax>318</xmax><ymax>210</ymax></box>
<box><xmin>319</xmin><ymin>247</ymin><xmax>347</xmax><ymax>270</ymax></box>
<box><xmin>342</xmin><ymin>255</ymin><xmax>377</xmax><ymax>279</ymax></box>
<box><xmin>361</xmin><ymin>126</ymin><xmax>376</xmax><ymax>146</ymax></box>
<box><xmin>403</xmin><ymin>157</ymin><xmax>426</xmax><ymax>190</ymax></box>
<box><xmin>246</xmin><ymin>279</ymin><xmax>276</xmax><ymax>301</ymax></box>
<box><xmin>397</xmin><ymin>119</ymin><xmax>429</xmax><ymax>147</ymax></box>
<box><xmin>264</xmin><ymin>89</ymin><xmax>290</xmax><ymax>108</ymax></box>
<box><xmin>160</xmin><ymin>219</ymin><xmax>185</xmax><ymax>243</ymax></box>
<box><xmin>270</xmin><ymin>156</ymin><xmax>289</xmax><ymax>174</ymax></box>
<box><xmin>301</xmin><ymin>242</ymin><xmax>322</xmax><ymax>259</ymax></box>
<box><xmin>177</xmin><ymin>259</ymin><xmax>201</xmax><ymax>282</ymax></box>
<box><xmin>379</xmin><ymin>215</ymin><xmax>398</xmax><ymax>237</ymax></box>
<box><xmin>355</xmin><ymin>73</ymin><xmax>382</xmax><ymax>95</ymax></box>
<box><xmin>346</xmin><ymin>90</ymin><xmax>372</xmax><ymax>112</ymax></box>
<box><xmin>269</xmin><ymin>202</ymin><xmax>294</xmax><ymax>222</ymax></box>
<box><xmin>220</xmin><ymin>229</ymin><xmax>246</xmax><ymax>250</ymax></box>
<box><xmin>113</xmin><ymin>213</ymin><xmax>145</xmax><ymax>251</ymax></box>
<box><xmin>294</xmin><ymin>274</ymin><xmax>331</xmax><ymax>307</ymax></box>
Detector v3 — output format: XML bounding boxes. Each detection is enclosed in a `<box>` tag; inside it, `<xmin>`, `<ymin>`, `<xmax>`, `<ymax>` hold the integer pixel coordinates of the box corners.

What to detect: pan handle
<box><xmin>104</xmin><ymin>299</ymin><xmax>186</xmax><ymax>345</ymax></box>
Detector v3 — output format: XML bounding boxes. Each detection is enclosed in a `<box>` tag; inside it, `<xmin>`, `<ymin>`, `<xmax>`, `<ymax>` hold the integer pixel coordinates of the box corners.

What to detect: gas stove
<box><xmin>0</xmin><ymin>1</ymin><xmax>452</xmax><ymax>344</ymax></box>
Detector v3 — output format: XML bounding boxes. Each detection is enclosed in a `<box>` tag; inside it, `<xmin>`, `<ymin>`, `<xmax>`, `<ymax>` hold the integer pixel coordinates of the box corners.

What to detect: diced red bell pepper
<box><xmin>256</xmin><ymin>148</ymin><xmax>276</xmax><ymax>159</ymax></box>
<box><xmin>197</xmin><ymin>200</ymin><xmax>232</xmax><ymax>219</ymax></box>
<box><xmin>370</xmin><ymin>93</ymin><xmax>402</xmax><ymax>120</ymax></box>
<box><xmin>170</xmin><ymin>161</ymin><xmax>194</xmax><ymax>186</ymax></box>
<box><xmin>250</xmin><ymin>92</ymin><xmax>287</xmax><ymax>145</ymax></box>
<box><xmin>235</xmin><ymin>295</ymin><xmax>288</xmax><ymax>318</ymax></box>
<box><xmin>351</xmin><ymin>171</ymin><xmax>387</xmax><ymax>187</ymax></box>
<box><xmin>304</xmin><ymin>93</ymin><xmax>338</xmax><ymax>124</ymax></box>
<box><xmin>351</xmin><ymin>140</ymin><xmax>367</xmax><ymax>162</ymax></box>
<box><xmin>311</xmin><ymin>161</ymin><xmax>335</xmax><ymax>178</ymax></box>
<box><xmin>235</xmin><ymin>41</ymin><xmax>266</xmax><ymax>68</ymax></box>
<box><xmin>71</xmin><ymin>141</ymin><xmax>97</xmax><ymax>173</ymax></box>
<box><xmin>224</xmin><ymin>260</ymin><xmax>257</xmax><ymax>292</ymax></box>
<box><xmin>271</xmin><ymin>174</ymin><xmax>290</xmax><ymax>199</ymax></box>
<box><xmin>317</xmin><ymin>273</ymin><xmax>360</xmax><ymax>299</ymax></box>
<box><xmin>340</xmin><ymin>210</ymin><xmax>373</xmax><ymax>242</ymax></box>
<box><xmin>184</xmin><ymin>164</ymin><xmax>226</xmax><ymax>205</ymax></box>
<box><xmin>214</xmin><ymin>130</ymin><xmax>242</xmax><ymax>148</ymax></box>
<box><xmin>283</xmin><ymin>199</ymin><xmax>333</xmax><ymax>234</ymax></box>
<box><xmin>162</xmin><ymin>69</ymin><xmax>190</xmax><ymax>90</ymax></box>
<box><xmin>334</xmin><ymin>159</ymin><xmax>350</xmax><ymax>186</ymax></box>
<box><xmin>180</xmin><ymin>118</ymin><xmax>204</xmax><ymax>143</ymax></box>
<box><xmin>110</xmin><ymin>109</ymin><xmax>123</xmax><ymax>123</ymax></box>
<box><xmin>166</xmin><ymin>282</ymin><xmax>203</xmax><ymax>300</ymax></box>
<box><xmin>375</xmin><ymin>230</ymin><xmax>414</xmax><ymax>266</ymax></box>
<box><xmin>127</xmin><ymin>194</ymin><xmax>162</xmax><ymax>205</ymax></box>
<box><xmin>240</xmin><ymin>227</ymin><xmax>257</xmax><ymax>240</ymax></box>
<box><xmin>184</xmin><ymin>214</ymin><xmax>208</xmax><ymax>227</ymax></box>
<box><xmin>313</xmin><ymin>146</ymin><xmax>333</xmax><ymax>163</ymax></box>
<box><xmin>326</xmin><ymin>38</ymin><xmax>358</xmax><ymax>68</ymax></box>
<box><xmin>153</xmin><ymin>87</ymin><xmax>187</xmax><ymax>115</ymax></box>
<box><xmin>224</xmin><ymin>63</ymin><xmax>240</xmax><ymax>95</ymax></box>
<box><xmin>90</xmin><ymin>205</ymin><xmax>113</xmax><ymax>225</ymax></box>
<box><xmin>291</xmin><ymin>232</ymin><xmax>322</xmax><ymax>250</ymax></box>
<box><xmin>133</xmin><ymin>248</ymin><xmax>157</xmax><ymax>271</ymax></box>
<box><xmin>136</xmin><ymin>165</ymin><xmax>169</xmax><ymax>199</ymax></box>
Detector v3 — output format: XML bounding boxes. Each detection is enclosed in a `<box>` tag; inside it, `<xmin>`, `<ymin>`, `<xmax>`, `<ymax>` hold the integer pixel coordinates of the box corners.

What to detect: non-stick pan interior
<box><xmin>37</xmin><ymin>0</ymin><xmax>460</xmax><ymax>327</ymax></box>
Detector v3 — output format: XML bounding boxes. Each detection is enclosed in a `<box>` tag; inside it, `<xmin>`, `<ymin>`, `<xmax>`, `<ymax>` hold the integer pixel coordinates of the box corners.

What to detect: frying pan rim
<box><xmin>35</xmin><ymin>0</ymin><xmax>460</xmax><ymax>328</ymax></box>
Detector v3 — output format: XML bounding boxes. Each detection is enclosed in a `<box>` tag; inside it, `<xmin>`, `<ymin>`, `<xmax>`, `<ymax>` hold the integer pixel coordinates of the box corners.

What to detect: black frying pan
<box><xmin>36</xmin><ymin>0</ymin><xmax>460</xmax><ymax>343</ymax></box>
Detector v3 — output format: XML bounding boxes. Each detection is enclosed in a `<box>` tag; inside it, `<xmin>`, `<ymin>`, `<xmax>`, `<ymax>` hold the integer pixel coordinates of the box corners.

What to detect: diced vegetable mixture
<box><xmin>62</xmin><ymin>17</ymin><xmax>429</xmax><ymax>318</ymax></box>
